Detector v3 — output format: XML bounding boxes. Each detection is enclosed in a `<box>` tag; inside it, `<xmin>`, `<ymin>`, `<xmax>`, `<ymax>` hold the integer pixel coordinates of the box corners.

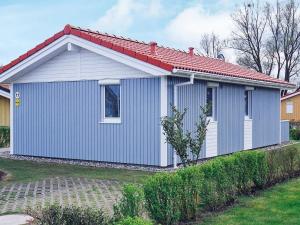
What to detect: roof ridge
<box><xmin>69</xmin><ymin>25</ymin><xmax>197</xmax><ymax>56</ymax></box>
<box><xmin>70</xmin><ymin>25</ymin><xmax>149</xmax><ymax>46</ymax></box>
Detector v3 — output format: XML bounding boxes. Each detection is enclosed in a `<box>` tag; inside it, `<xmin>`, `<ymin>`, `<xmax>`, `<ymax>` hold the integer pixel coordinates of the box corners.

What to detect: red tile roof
<box><xmin>0</xmin><ymin>25</ymin><xmax>292</xmax><ymax>86</ymax></box>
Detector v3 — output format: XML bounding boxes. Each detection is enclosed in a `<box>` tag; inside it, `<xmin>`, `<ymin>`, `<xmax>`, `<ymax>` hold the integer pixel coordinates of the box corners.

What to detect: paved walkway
<box><xmin>0</xmin><ymin>148</ymin><xmax>9</xmax><ymax>154</ymax></box>
<box><xmin>0</xmin><ymin>177</ymin><xmax>122</xmax><ymax>215</ymax></box>
<box><xmin>0</xmin><ymin>214</ymin><xmax>33</xmax><ymax>225</ymax></box>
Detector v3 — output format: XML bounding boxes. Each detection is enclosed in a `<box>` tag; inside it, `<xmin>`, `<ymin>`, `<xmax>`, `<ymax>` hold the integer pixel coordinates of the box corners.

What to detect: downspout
<box><xmin>173</xmin><ymin>73</ymin><xmax>195</xmax><ymax>168</ymax></box>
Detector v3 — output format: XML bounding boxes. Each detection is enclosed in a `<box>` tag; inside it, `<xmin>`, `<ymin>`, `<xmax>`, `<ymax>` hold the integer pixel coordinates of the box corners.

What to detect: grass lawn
<box><xmin>0</xmin><ymin>158</ymin><xmax>153</xmax><ymax>185</ymax></box>
<box><xmin>200</xmin><ymin>177</ymin><xmax>300</xmax><ymax>225</ymax></box>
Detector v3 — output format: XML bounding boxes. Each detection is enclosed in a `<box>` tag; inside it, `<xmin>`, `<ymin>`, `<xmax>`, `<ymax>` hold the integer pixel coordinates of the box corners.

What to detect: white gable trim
<box><xmin>0</xmin><ymin>89</ymin><xmax>10</xmax><ymax>99</ymax></box>
<box><xmin>0</xmin><ymin>35</ymin><xmax>170</xmax><ymax>83</ymax></box>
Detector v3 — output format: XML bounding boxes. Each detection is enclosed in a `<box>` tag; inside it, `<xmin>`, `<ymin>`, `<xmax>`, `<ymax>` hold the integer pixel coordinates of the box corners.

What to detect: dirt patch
<box><xmin>0</xmin><ymin>170</ymin><xmax>7</xmax><ymax>181</ymax></box>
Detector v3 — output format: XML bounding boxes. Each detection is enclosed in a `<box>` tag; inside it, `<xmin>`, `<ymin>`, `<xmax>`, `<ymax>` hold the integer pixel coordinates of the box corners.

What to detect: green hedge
<box><xmin>0</xmin><ymin>126</ymin><xmax>9</xmax><ymax>148</ymax></box>
<box><xmin>143</xmin><ymin>147</ymin><xmax>300</xmax><ymax>224</ymax></box>
<box><xmin>116</xmin><ymin>217</ymin><xmax>153</xmax><ymax>225</ymax></box>
<box><xmin>290</xmin><ymin>128</ymin><xmax>300</xmax><ymax>140</ymax></box>
<box><xmin>27</xmin><ymin>204</ymin><xmax>108</xmax><ymax>225</ymax></box>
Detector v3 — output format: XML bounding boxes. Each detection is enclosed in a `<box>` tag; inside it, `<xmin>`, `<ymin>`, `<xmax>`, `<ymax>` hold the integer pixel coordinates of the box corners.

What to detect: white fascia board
<box><xmin>0</xmin><ymin>35</ymin><xmax>170</xmax><ymax>83</ymax></box>
<box><xmin>0</xmin><ymin>36</ymin><xmax>69</xmax><ymax>83</ymax></box>
<box><xmin>69</xmin><ymin>35</ymin><xmax>170</xmax><ymax>76</ymax></box>
<box><xmin>172</xmin><ymin>69</ymin><xmax>295</xmax><ymax>90</ymax></box>
<box><xmin>0</xmin><ymin>89</ymin><xmax>10</xmax><ymax>99</ymax></box>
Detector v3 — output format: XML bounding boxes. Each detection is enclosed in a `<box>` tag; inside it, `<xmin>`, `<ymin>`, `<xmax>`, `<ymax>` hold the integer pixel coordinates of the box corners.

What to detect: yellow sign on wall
<box><xmin>15</xmin><ymin>91</ymin><xmax>21</xmax><ymax>107</ymax></box>
<box><xmin>15</xmin><ymin>98</ymin><xmax>20</xmax><ymax>107</ymax></box>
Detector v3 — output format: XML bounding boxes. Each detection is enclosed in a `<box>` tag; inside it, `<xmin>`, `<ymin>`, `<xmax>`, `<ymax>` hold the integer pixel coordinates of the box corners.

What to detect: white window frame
<box><xmin>286</xmin><ymin>101</ymin><xmax>293</xmax><ymax>114</ymax></box>
<box><xmin>207</xmin><ymin>82</ymin><xmax>218</xmax><ymax>121</ymax></box>
<box><xmin>99</xmin><ymin>79</ymin><xmax>121</xmax><ymax>124</ymax></box>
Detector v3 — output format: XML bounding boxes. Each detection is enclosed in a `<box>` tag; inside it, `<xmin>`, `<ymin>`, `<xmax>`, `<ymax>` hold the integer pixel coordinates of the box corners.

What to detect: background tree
<box><xmin>230</xmin><ymin>1</ymin><xmax>271</xmax><ymax>74</ymax></box>
<box><xmin>199</xmin><ymin>33</ymin><xmax>226</xmax><ymax>58</ymax></box>
<box><xmin>276</xmin><ymin>0</ymin><xmax>300</xmax><ymax>82</ymax></box>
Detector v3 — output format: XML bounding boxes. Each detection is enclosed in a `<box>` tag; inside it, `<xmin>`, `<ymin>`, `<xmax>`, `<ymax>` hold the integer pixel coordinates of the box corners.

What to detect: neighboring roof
<box><xmin>0</xmin><ymin>84</ymin><xmax>10</xmax><ymax>99</ymax></box>
<box><xmin>0</xmin><ymin>25</ymin><xmax>293</xmax><ymax>87</ymax></box>
<box><xmin>281</xmin><ymin>90</ymin><xmax>300</xmax><ymax>101</ymax></box>
<box><xmin>0</xmin><ymin>84</ymin><xmax>9</xmax><ymax>93</ymax></box>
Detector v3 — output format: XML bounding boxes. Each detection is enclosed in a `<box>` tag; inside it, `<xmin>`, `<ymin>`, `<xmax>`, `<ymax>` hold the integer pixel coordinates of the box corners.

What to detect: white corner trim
<box><xmin>0</xmin><ymin>89</ymin><xmax>10</xmax><ymax>99</ymax></box>
<box><xmin>10</xmin><ymin>84</ymin><xmax>13</xmax><ymax>155</ymax></box>
<box><xmin>160</xmin><ymin>76</ymin><xmax>168</xmax><ymax>167</ymax></box>
<box><xmin>98</xmin><ymin>79</ymin><xmax>120</xmax><ymax>85</ymax></box>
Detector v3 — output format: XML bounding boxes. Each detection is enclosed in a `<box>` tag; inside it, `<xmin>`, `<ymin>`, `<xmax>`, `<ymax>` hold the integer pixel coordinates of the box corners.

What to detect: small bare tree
<box><xmin>161</xmin><ymin>105</ymin><xmax>210</xmax><ymax>167</ymax></box>
<box><xmin>188</xmin><ymin>105</ymin><xmax>210</xmax><ymax>164</ymax></box>
<box><xmin>199</xmin><ymin>33</ymin><xmax>226</xmax><ymax>58</ymax></box>
<box><xmin>161</xmin><ymin>106</ymin><xmax>190</xmax><ymax>167</ymax></box>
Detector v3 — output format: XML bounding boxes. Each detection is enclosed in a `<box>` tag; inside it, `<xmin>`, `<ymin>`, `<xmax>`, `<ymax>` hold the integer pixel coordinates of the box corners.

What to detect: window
<box><xmin>105</xmin><ymin>85</ymin><xmax>120</xmax><ymax>118</ymax></box>
<box><xmin>99</xmin><ymin>80</ymin><xmax>121</xmax><ymax>123</ymax></box>
<box><xmin>286</xmin><ymin>102</ymin><xmax>293</xmax><ymax>114</ymax></box>
<box><xmin>245</xmin><ymin>90</ymin><xmax>252</xmax><ymax>118</ymax></box>
<box><xmin>207</xmin><ymin>88</ymin><xmax>213</xmax><ymax>117</ymax></box>
<box><xmin>206</xmin><ymin>87</ymin><xmax>217</xmax><ymax>120</ymax></box>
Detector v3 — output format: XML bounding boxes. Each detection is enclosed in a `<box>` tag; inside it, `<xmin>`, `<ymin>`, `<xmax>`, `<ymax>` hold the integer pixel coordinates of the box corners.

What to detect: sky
<box><xmin>0</xmin><ymin>0</ymin><xmax>243</xmax><ymax>65</ymax></box>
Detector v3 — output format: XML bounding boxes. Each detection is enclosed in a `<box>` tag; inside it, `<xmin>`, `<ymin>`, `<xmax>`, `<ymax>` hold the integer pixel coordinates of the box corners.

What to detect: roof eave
<box><xmin>172</xmin><ymin>68</ymin><xmax>295</xmax><ymax>90</ymax></box>
<box><xmin>0</xmin><ymin>89</ymin><xmax>10</xmax><ymax>99</ymax></box>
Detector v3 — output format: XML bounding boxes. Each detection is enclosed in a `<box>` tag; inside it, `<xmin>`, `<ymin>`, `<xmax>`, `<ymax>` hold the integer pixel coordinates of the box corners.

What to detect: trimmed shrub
<box><xmin>113</xmin><ymin>184</ymin><xmax>144</xmax><ymax>220</ymax></box>
<box><xmin>142</xmin><ymin>147</ymin><xmax>300</xmax><ymax>225</ymax></box>
<box><xmin>267</xmin><ymin>146</ymin><xmax>300</xmax><ymax>183</ymax></box>
<box><xmin>0</xmin><ymin>126</ymin><xmax>9</xmax><ymax>147</ymax></box>
<box><xmin>143</xmin><ymin>150</ymin><xmax>272</xmax><ymax>223</ymax></box>
<box><xmin>143</xmin><ymin>172</ymin><xmax>182</xmax><ymax>225</ymax></box>
<box><xmin>233</xmin><ymin>151</ymin><xmax>268</xmax><ymax>192</ymax></box>
<box><xmin>116</xmin><ymin>217</ymin><xmax>153</xmax><ymax>225</ymax></box>
<box><xmin>177</xmin><ymin>166</ymin><xmax>204</xmax><ymax>221</ymax></box>
<box><xmin>198</xmin><ymin>158</ymin><xmax>235</xmax><ymax>210</ymax></box>
<box><xmin>27</xmin><ymin>204</ymin><xmax>108</xmax><ymax>225</ymax></box>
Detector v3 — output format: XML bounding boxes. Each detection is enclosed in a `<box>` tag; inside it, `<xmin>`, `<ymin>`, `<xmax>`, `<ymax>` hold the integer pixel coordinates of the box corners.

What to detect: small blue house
<box><xmin>0</xmin><ymin>25</ymin><xmax>293</xmax><ymax>167</ymax></box>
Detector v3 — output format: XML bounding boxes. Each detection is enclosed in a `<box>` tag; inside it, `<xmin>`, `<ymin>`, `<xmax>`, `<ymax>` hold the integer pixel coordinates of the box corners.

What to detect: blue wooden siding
<box><xmin>167</xmin><ymin>77</ymin><xmax>281</xmax><ymax>166</ymax></box>
<box><xmin>217</xmin><ymin>84</ymin><xmax>245</xmax><ymax>155</ymax></box>
<box><xmin>281</xmin><ymin>120</ymin><xmax>289</xmax><ymax>142</ymax></box>
<box><xmin>13</xmin><ymin>78</ymin><xmax>161</xmax><ymax>166</ymax></box>
<box><xmin>252</xmin><ymin>88</ymin><xmax>280</xmax><ymax>148</ymax></box>
<box><xmin>167</xmin><ymin>77</ymin><xmax>207</xmax><ymax>165</ymax></box>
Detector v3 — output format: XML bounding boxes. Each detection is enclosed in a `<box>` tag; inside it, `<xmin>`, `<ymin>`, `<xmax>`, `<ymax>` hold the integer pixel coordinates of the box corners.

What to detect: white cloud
<box><xmin>91</xmin><ymin>0</ymin><xmax>163</xmax><ymax>33</ymax></box>
<box><xmin>164</xmin><ymin>4</ymin><xmax>235</xmax><ymax>62</ymax></box>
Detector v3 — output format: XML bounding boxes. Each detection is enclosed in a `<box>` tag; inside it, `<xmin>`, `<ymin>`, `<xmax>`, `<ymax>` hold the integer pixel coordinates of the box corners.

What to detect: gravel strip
<box><xmin>0</xmin><ymin>141</ymin><xmax>296</xmax><ymax>172</ymax></box>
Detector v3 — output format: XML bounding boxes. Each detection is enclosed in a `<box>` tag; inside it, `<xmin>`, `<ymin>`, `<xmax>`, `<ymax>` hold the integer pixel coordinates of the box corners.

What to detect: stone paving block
<box><xmin>0</xmin><ymin>177</ymin><xmax>122</xmax><ymax>215</ymax></box>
